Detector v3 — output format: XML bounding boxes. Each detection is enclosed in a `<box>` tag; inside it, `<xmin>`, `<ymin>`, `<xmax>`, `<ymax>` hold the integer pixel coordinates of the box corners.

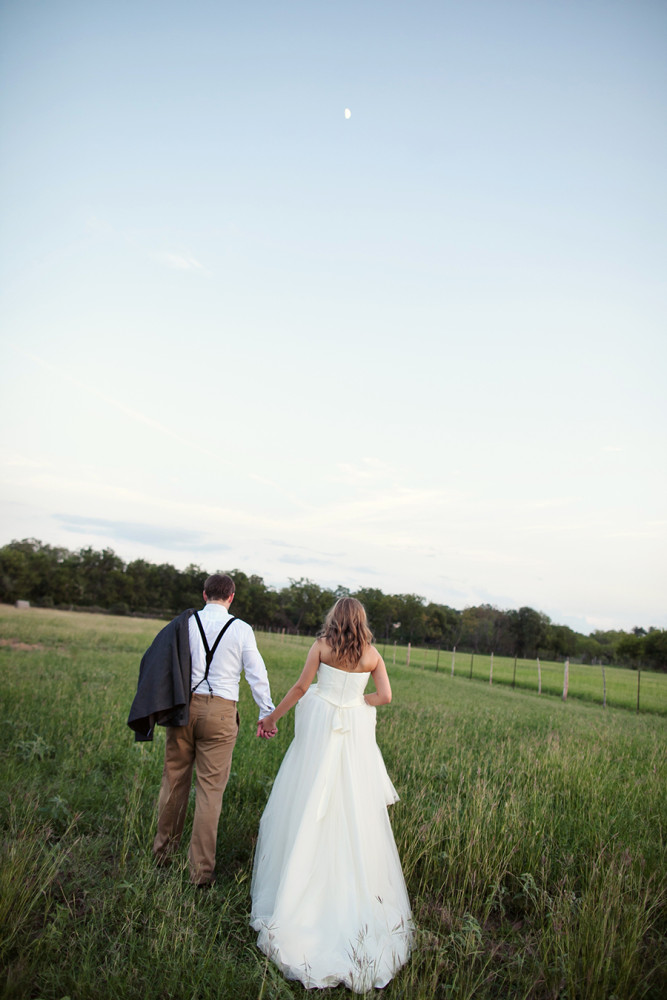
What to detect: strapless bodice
<box><xmin>314</xmin><ymin>662</ymin><xmax>371</xmax><ymax>707</ymax></box>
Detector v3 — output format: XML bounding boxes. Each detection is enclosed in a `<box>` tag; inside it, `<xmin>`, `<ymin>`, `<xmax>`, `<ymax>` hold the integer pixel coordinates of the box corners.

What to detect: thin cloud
<box><xmin>301</xmin><ymin>487</ymin><xmax>446</xmax><ymax>530</ymax></box>
<box><xmin>55</xmin><ymin>514</ymin><xmax>222</xmax><ymax>552</ymax></box>
<box><xmin>19</xmin><ymin>471</ymin><xmax>288</xmax><ymax>535</ymax></box>
<box><xmin>328</xmin><ymin>458</ymin><xmax>393</xmax><ymax>485</ymax></box>
<box><xmin>268</xmin><ymin>540</ymin><xmax>341</xmax><ymax>557</ymax></box>
<box><xmin>82</xmin><ymin>213</ymin><xmax>208</xmax><ymax>274</ymax></box>
<box><xmin>18</xmin><ymin>350</ymin><xmax>220</xmax><ymax>461</ymax></box>
<box><xmin>153</xmin><ymin>251</ymin><xmax>208</xmax><ymax>273</ymax></box>
<box><xmin>1</xmin><ymin>451</ymin><xmax>50</xmax><ymax>470</ymax></box>
<box><xmin>277</xmin><ymin>553</ymin><xmax>334</xmax><ymax>567</ymax></box>
<box><xmin>19</xmin><ymin>352</ymin><xmax>318</xmax><ymax>520</ymax></box>
<box><xmin>249</xmin><ymin>473</ymin><xmax>313</xmax><ymax>512</ymax></box>
<box><xmin>605</xmin><ymin>522</ymin><xmax>667</xmax><ymax>540</ymax></box>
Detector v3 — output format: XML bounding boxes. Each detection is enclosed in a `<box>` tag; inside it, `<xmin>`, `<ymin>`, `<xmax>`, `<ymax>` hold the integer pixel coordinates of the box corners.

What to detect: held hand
<box><xmin>257</xmin><ymin>717</ymin><xmax>278</xmax><ymax>739</ymax></box>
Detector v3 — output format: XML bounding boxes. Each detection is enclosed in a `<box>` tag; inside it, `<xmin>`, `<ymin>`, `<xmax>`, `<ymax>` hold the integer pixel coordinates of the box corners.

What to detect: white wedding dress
<box><xmin>250</xmin><ymin>663</ymin><xmax>413</xmax><ymax>992</ymax></box>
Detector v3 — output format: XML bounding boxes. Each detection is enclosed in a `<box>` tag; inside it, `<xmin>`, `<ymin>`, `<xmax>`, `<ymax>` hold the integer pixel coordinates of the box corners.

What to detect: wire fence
<box><xmin>380</xmin><ymin>641</ymin><xmax>666</xmax><ymax>715</ymax></box>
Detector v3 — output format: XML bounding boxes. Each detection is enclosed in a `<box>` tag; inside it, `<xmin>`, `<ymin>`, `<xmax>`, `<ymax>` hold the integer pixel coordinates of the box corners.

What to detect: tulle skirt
<box><xmin>250</xmin><ymin>684</ymin><xmax>413</xmax><ymax>991</ymax></box>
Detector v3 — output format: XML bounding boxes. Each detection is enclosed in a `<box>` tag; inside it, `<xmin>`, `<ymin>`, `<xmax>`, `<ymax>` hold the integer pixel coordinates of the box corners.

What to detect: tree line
<box><xmin>1</xmin><ymin>538</ymin><xmax>665</xmax><ymax>670</ymax></box>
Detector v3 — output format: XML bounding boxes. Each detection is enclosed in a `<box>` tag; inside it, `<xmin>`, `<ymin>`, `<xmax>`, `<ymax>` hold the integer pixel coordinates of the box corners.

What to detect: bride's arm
<box><xmin>364</xmin><ymin>652</ymin><xmax>392</xmax><ymax>707</ymax></box>
<box><xmin>258</xmin><ymin>640</ymin><xmax>321</xmax><ymax>733</ymax></box>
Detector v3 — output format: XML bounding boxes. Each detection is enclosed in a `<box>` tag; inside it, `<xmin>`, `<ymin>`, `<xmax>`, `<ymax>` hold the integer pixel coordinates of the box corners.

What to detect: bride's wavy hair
<box><xmin>319</xmin><ymin>597</ymin><xmax>373</xmax><ymax>667</ymax></box>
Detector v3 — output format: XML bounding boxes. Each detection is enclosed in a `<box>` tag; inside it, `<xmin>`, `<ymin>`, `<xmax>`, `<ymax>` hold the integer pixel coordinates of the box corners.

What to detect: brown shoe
<box><xmin>194</xmin><ymin>877</ymin><xmax>216</xmax><ymax>890</ymax></box>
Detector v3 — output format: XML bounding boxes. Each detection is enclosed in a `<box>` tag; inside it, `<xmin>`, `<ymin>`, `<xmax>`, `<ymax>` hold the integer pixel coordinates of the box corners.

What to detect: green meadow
<box><xmin>1</xmin><ymin>606</ymin><xmax>665</xmax><ymax>1000</ymax></box>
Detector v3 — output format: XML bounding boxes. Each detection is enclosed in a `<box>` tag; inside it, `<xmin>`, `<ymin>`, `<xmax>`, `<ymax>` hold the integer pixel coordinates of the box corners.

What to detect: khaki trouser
<box><xmin>153</xmin><ymin>693</ymin><xmax>239</xmax><ymax>884</ymax></box>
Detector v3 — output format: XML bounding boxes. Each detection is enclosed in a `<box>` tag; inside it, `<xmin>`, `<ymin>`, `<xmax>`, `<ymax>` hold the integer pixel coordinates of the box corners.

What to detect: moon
<box><xmin>344</xmin><ymin>108</ymin><xmax>351</xmax><ymax>119</ymax></box>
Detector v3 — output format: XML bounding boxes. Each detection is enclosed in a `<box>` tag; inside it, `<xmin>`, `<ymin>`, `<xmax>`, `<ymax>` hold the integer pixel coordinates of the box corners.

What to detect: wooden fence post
<box><xmin>435</xmin><ymin>646</ymin><xmax>440</xmax><ymax>672</ymax></box>
<box><xmin>562</xmin><ymin>658</ymin><xmax>569</xmax><ymax>701</ymax></box>
<box><xmin>469</xmin><ymin>652</ymin><xmax>474</xmax><ymax>679</ymax></box>
<box><xmin>393</xmin><ymin>641</ymin><xmax>396</xmax><ymax>666</ymax></box>
<box><xmin>406</xmin><ymin>643</ymin><xmax>411</xmax><ymax>668</ymax></box>
<box><xmin>537</xmin><ymin>657</ymin><xmax>541</xmax><ymax>695</ymax></box>
<box><xmin>489</xmin><ymin>651</ymin><xmax>494</xmax><ymax>686</ymax></box>
<box><xmin>512</xmin><ymin>655</ymin><xmax>517</xmax><ymax>689</ymax></box>
<box><xmin>637</xmin><ymin>669</ymin><xmax>641</xmax><ymax>713</ymax></box>
<box><xmin>451</xmin><ymin>647</ymin><xmax>456</xmax><ymax>677</ymax></box>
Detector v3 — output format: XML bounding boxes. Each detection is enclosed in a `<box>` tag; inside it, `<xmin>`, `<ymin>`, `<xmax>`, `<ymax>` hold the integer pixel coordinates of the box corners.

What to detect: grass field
<box><xmin>1</xmin><ymin>606</ymin><xmax>666</xmax><ymax>1000</ymax></box>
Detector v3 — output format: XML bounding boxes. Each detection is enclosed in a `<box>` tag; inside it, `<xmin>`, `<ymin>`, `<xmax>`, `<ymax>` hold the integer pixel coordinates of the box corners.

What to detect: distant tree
<box><xmin>643</xmin><ymin>629</ymin><xmax>667</xmax><ymax>671</ymax></box>
<box><xmin>176</xmin><ymin>563</ymin><xmax>207</xmax><ymax>609</ymax></box>
<box><xmin>144</xmin><ymin>562</ymin><xmax>183</xmax><ymax>614</ymax></box>
<box><xmin>616</xmin><ymin>633</ymin><xmax>644</xmax><ymax>669</ymax></box>
<box><xmin>0</xmin><ymin>543</ymin><xmax>22</xmax><ymax>603</ymax></box>
<box><xmin>279</xmin><ymin>578</ymin><xmax>334</xmax><ymax>632</ymax></box>
<box><xmin>225</xmin><ymin>568</ymin><xmax>250</xmax><ymax>617</ymax></box>
<box><xmin>424</xmin><ymin>603</ymin><xmax>460</xmax><ymax>647</ymax></box>
<box><xmin>392</xmin><ymin>594</ymin><xmax>427</xmax><ymax>644</ymax></box>
<box><xmin>546</xmin><ymin>624</ymin><xmax>578</xmax><ymax>660</ymax></box>
<box><xmin>0</xmin><ymin>538</ymin><xmax>56</xmax><ymax>604</ymax></box>
<box><xmin>591</xmin><ymin>629</ymin><xmax>624</xmax><ymax>646</ymax></box>
<box><xmin>74</xmin><ymin>547</ymin><xmax>125</xmax><ymax>606</ymax></box>
<box><xmin>576</xmin><ymin>636</ymin><xmax>613</xmax><ymax>665</ymax></box>
<box><xmin>460</xmin><ymin>605</ymin><xmax>494</xmax><ymax>653</ymax></box>
<box><xmin>354</xmin><ymin>588</ymin><xmax>399</xmax><ymax>642</ymax></box>
<box><xmin>460</xmin><ymin>605</ymin><xmax>522</xmax><ymax>654</ymax></box>
<box><xmin>228</xmin><ymin>569</ymin><xmax>278</xmax><ymax>627</ymax></box>
<box><xmin>125</xmin><ymin>559</ymin><xmax>153</xmax><ymax>611</ymax></box>
<box><xmin>508</xmin><ymin>606</ymin><xmax>550</xmax><ymax>658</ymax></box>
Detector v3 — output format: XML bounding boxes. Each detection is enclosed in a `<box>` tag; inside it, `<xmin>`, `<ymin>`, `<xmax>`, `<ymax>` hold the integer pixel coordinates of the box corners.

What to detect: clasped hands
<box><xmin>256</xmin><ymin>716</ymin><xmax>278</xmax><ymax>739</ymax></box>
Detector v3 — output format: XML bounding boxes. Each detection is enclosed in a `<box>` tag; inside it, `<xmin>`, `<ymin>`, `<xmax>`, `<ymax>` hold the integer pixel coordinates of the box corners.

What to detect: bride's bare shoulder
<box><xmin>315</xmin><ymin>637</ymin><xmax>334</xmax><ymax>660</ymax></box>
<box><xmin>359</xmin><ymin>645</ymin><xmax>382</xmax><ymax>672</ymax></box>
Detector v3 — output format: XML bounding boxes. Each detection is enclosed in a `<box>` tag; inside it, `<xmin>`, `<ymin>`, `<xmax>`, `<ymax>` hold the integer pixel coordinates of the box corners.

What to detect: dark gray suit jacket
<box><xmin>127</xmin><ymin>609</ymin><xmax>194</xmax><ymax>741</ymax></box>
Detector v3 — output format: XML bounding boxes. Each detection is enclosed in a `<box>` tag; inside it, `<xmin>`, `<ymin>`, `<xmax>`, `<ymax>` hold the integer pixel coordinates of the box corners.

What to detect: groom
<box><xmin>128</xmin><ymin>573</ymin><xmax>276</xmax><ymax>887</ymax></box>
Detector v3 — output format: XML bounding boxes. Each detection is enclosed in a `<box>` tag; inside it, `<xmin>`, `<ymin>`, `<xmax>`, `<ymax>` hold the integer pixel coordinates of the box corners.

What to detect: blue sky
<box><xmin>1</xmin><ymin>0</ymin><xmax>665</xmax><ymax>633</ymax></box>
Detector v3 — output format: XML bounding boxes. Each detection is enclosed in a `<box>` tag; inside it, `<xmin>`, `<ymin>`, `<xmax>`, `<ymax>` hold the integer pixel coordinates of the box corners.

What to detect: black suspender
<box><xmin>191</xmin><ymin>612</ymin><xmax>237</xmax><ymax>695</ymax></box>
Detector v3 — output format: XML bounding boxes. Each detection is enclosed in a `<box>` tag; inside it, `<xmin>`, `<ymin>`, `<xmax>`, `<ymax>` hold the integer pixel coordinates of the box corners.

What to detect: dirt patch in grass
<box><xmin>0</xmin><ymin>639</ymin><xmax>44</xmax><ymax>652</ymax></box>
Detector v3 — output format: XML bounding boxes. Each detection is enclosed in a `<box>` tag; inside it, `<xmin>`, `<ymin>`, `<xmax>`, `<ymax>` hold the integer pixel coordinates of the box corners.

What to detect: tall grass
<box><xmin>1</xmin><ymin>606</ymin><xmax>665</xmax><ymax>999</ymax></box>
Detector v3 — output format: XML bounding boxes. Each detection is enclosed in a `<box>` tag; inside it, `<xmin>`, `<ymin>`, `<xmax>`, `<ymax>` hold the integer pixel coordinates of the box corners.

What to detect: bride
<box><xmin>250</xmin><ymin>597</ymin><xmax>413</xmax><ymax>992</ymax></box>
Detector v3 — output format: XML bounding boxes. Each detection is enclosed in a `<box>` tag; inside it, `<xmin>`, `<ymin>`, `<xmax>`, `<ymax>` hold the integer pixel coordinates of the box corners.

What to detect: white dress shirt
<box><xmin>189</xmin><ymin>603</ymin><xmax>275</xmax><ymax>720</ymax></box>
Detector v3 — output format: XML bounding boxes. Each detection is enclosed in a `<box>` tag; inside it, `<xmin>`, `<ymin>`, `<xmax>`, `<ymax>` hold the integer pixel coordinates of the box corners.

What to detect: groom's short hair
<box><xmin>204</xmin><ymin>574</ymin><xmax>235</xmax><ymax>601</ymax></box>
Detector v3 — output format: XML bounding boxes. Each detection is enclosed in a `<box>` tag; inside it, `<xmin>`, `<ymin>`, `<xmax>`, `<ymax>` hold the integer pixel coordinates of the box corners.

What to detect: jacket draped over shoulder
<box><xmin>127</xmin><ymin>609</ymin><xmax>194</xmax><ymax>741</ymax></box>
